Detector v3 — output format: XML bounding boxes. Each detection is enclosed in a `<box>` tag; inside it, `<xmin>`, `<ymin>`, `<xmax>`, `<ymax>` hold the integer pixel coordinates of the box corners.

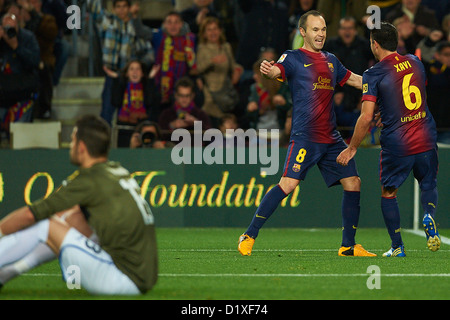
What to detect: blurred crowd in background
<box><xmin>0</xmin><ymin>0</ymin><xmax>449</xmax><ymax>149</ymax></box>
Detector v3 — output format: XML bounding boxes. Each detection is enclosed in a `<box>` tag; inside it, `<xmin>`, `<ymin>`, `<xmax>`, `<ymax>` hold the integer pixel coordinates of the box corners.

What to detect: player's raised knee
<box><xmin>341</xmin><ymin>176</ymin><xmax>361</xmax><ymax>192</ymax></box>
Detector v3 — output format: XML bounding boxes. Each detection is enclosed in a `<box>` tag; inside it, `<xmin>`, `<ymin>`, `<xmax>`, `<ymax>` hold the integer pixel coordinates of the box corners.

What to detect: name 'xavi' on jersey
<box><xmin>362</xmin><ymin>52</ymin><xmax>437</xmax><ymax>156</ymax></box>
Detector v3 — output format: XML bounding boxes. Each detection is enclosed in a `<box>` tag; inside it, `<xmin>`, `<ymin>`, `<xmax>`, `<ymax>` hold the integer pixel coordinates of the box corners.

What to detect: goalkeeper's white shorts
<box><xmin>58</xmin><ymin>228</ymin><xmax>140</xmax><ymax>295</ymax></box>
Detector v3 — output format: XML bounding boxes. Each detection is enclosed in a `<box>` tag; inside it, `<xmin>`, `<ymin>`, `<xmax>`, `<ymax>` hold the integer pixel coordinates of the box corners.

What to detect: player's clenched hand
<box><xmin>260</xmin><ymin>60</ymin><xmax>274</xmax><ymax>78</ymax></box>
<box><xmin>336</xmin><ymin>147</ymin><xmax>357</xmax><ymax>166</ymax></box>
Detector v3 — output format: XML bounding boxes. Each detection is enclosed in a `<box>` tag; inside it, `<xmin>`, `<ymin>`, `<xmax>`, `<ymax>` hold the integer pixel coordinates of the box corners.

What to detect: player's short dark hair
<box><xmin>75</xmin><ymin>115</ymin><xmax>111</xmax><ymax>158</ymax></box>
<box><xmin>370</xmin><ymin>22</ymin><xmax>398</xmax><ymax>52</ymax></box>
<box><xmin>297</xmin><ymin>10</ymin><xmax>324</xmax><ymax>31</ymax></box>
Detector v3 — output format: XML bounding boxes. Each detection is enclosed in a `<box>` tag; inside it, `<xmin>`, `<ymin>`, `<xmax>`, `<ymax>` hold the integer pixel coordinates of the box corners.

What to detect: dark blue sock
<box><xmin>341</xmin><ymin>191</ymin><xmax>360</xmax><ymax>247</ymax></box>
<box><xmin>421</xmin><ymin>187</ymin><xmax>438</xmax><ymax>217</ymax></box>
<box><xmin>245</xmin><ymin>184</ymin><xmax>288</xmax><ymax>239</ymax></box>
<box><xmin>381</xmin><ymin>196</ymin><xmax>403</xmax><ymax>248</ymax></box>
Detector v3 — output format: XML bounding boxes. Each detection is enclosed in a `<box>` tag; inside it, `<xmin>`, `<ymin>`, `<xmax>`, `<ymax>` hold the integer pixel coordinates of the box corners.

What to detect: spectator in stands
<box><xmin>0</xmin><ymin>12</ymin><xmax>40</xmax><ymax>137</ymax></box>
<box><xmin>110</xmin><ymin>59</ymin><xmax>161</xmax><ymax>147</ymax></box>
<box><xmin>87</xmin><ymin>0</ymin><xmax>153</xmax><ymax>126</ymax></box>
<box><xmin>20</xmin><ymin>0</ymin><xmax>58</xmax><ymax>120</ymax></box>
<box><xmin>288</xmin><ymin>0</ymin><xmax>317</xmax><ymax>49</ymax></box>
<box><xmin>423</xmin><ymin>41</ymin><xmax>450</xmax><ymax>143</ymax></box>
<box><xmin>421</xmin><ymin>0</ymin><xmax>450</xmax><ymax>25</ymax></box>
<box><xmin>151</xmin><ymin>11</ymin><xmax>197</xmax><ymax>108</ymax></box>
<box><xmin>323</xmin><ymin>16</ymin><xmax>374</xmax><ymax>137</ymax></box>
<box><xmin>365</xmin><ymin>0</ymin><xmax>401</xmax><ymax>20</ymax></box>
<box><xmin>219</xmin><ymin>113</ymin><xmax>239</xmax><ymax>133</ymax></box>
<box><xmin>41</xmin><ymin>0</ymin><xmax>68</xmax><ymax>87</ymax></box>
<box><xmin>180</xmin><ymin>0</ymin><xmax>217</xmax><ymax>35</ymax></box>
<box><xmin>259</xmin><ymin>47</ymin><xmax>279</xmax><ymax>62</ymax></box>
<box><xmin>257</xmin><ymin>49</ymin><xmax>293</xmax><ymax>131</ymax></box>
<box><xmin>196</xmin><ymin>17</ymin><xmax>243</xmax><ymax>128</ymax></box>
<box><xmin>218</xmin><ymin>113</ymin><xmax>240</xmax><ymax>148</ymax></box>
<box><xmin>211</xmin><ymin>0</ymin><xmax>239</xmax><ymax>52</ymax></box>
<box><xmin>442</xmin><ymin>13</ymin><xmax>450</xmax><ymax>41</ymax></box>
<box><xmin>129</xmin><ymin>120</ymin><xmax>168</xmax><ymax>149</ymax></box>
<box><xmin>158</xmin><ymin>76</ymin><xmax>211</xmax><ymax>141</ymax></box>
<box><xmin>416</xmin><ymin>29</ymin><xmax>444</xmax><ymax>62</ymax></box>
<box><xmin>235</xmin><ymin>0</ymin><xmax>290</xmax><ymax>81</ymax></box>
<box><xmin>362</xmin><ymin>1</ymin><xmax>401</xmax><ymax>38</ymax></box>
<box><xmin>385</xmin><ymin>0</ymin><xmax>440</xmax><ymax>52</ymax></box>
<box><xmin>392</xmin><ymin>15</ymin><xmax>416</xmax><ymax>54</ymax></box>
<box><xmin>237</xmin><ymin>47</ymin><xmax>281</xmax><ymax>129</ymax></box>
<box><xmin>246</xmin><ymin>58</ymin><xmax>291</xmax><ymax>130</ymax></box>
<box><xmin>324</xmin><ymin>16</ymin><xmax>374</xmax><ymax>75</ymax></box>
<box><xmin>317</xmin><ymin>0</ymin><xmax>368</xmax><ymax>38</ymax></box>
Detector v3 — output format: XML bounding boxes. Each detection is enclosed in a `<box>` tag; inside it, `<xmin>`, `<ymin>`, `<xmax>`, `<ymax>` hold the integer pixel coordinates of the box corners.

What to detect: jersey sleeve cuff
<box><xmin>273</xmin><ymin>63</ymin><xmax>285</xmax><ymax>82</ymax></box>
<box><xmin>28</xmin><ymin>205</ymin><xmax>40</xmax><ymax>222</ymax></box>
<box><xmin>361</xmin><ymin>94</ymin><xmax>377</xmax><ymax>102</ymax></box>
<box><xmin>338</xmin><ymin>70</ymin><xmax>352</xmax><ymax>86</ymax></box>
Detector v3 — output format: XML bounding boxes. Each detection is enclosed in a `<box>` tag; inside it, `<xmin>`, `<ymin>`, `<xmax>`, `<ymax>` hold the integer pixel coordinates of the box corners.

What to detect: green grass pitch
<box><xmin>1</xmin><ymin>228</ymin><xmax>449</xmax><ymax>300</ymax></box>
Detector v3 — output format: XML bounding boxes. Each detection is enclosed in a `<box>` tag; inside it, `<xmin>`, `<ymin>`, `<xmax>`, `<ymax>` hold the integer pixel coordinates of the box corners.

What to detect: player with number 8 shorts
<box><xmin>238</xmin><ymin>10</ymin><xmax>377</xmax><ymax>257</ymax></box>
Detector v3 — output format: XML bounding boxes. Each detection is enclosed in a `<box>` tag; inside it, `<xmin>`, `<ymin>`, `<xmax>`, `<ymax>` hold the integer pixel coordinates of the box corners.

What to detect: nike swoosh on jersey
<box><xmin>255</xmin><ymin>214</ymin><xmax>267</xmax><ymax>219</ymax></box>
<box><xmin>304</xmin><ymin>63</ymin><xmax>313</xmax><ymax>67</ymax></box>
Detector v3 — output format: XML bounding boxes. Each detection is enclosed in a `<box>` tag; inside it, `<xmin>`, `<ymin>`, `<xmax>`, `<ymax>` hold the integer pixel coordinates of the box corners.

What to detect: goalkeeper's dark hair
<box><xmin>75</xmin><ymin>115</ymin><xmax>111</xmax><ymax>158</ymax></box>
<box><xmin>370</xmin><ymin>22</ymin><xmax>398</xmax><ymax>52</ymax></box>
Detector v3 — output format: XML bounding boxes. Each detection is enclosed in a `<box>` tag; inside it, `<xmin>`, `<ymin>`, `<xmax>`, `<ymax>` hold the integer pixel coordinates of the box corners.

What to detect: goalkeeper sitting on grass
<box><xmin>0</xmin><ymin>115</ymin><xmax>158</xmax><ymax>294</ymax></box>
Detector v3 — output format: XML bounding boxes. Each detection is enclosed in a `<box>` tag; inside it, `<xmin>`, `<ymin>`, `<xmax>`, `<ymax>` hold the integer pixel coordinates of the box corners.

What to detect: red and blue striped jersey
<box><xmin>362</xmin><ymin>53</ymin><xmax>437</xmax><ymax>156</ymax></box>
<box><xmin>275</xmin><ymin>48</ymin><xmax>351</xmax><ymax>143</ymax></box>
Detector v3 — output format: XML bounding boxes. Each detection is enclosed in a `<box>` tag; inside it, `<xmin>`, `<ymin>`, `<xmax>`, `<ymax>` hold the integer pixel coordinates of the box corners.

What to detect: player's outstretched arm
<box><xmin>336</xmin><ymin>100</ymin><xmax>376</xmax><ymax>166</ymax></box>
<box><xmin>0</xmin><ymin>207</ymin><xmax>36</xmax><ymax>238</ymax></box>
<box><xmin>260</xmin><ymin>60</ymin><xmax>281</xmax><ymax>80</ymax></box>
<box><xmin>346</xmin><ymin>72</ymin><xmax>363</xmax><ymax>90</ymax></box>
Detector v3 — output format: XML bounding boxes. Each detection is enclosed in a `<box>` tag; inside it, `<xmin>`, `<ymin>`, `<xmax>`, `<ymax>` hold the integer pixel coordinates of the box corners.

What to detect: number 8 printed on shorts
<box><xmin>296</xmin><ymin>148</ymin><xmax>307</xmax><ymax>163</ymax></box>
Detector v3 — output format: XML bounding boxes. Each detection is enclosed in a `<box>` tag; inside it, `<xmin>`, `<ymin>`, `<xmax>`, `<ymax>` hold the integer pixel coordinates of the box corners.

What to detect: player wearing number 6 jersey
<box><xmin>238</xmin><ymin>10</ymin><xmax>376</xmax><ymax>257</ymax></box>
<box><xmin>337</xmin><ymin>22</ymin><xmax>440</xmax><ymax>256</ymax></box>
<box><xmin>0</xmin><ymin>115</ymin><xmax>158</xmax><ymax>294</ymax></box>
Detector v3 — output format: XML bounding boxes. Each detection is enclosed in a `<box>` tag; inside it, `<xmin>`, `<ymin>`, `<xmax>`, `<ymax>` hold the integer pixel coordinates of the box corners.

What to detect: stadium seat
<box><xmin>10</xmin><ymin>122</ymin><xmax>62</xmax><ymax>149</ymax></box>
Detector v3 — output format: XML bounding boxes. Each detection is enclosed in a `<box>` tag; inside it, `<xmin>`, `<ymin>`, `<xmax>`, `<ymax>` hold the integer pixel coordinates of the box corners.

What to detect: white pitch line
<box><xmin>23</xmin><ymin>273</ymin><xmax>450</xmax><ymax>278</ymax></box>
<box><xmin>160</xmin><ymin>273</ymin><xmax>450</xmax><ymax>278</ymax></box>
<box><xmin>166</xmin><ymin>249</ymin><xmax>326</xmax><ymax>252</ymax></box>
<box><xmin>160</xmin><ymin>248</ymin><xmax>450</xmax><ymax>252</ymax></box>
<box><xmin>23</xmin><ymin>273</ymin><xmax>60</xmax><ymax>277</ymax></box>
<box><xmin>21</xmin><ymin>231</ymin><xmax>450</xmax><ymax>279</ymax></box>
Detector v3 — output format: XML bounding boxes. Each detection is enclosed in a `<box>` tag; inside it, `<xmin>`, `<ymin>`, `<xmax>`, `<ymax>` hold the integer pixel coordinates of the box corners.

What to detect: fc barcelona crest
<box><xmin>328</xmin><ymin>63</ymin><xmax>334</xmax><ymax>72</ymax></box>
<box><xmin>292</xmin><ymin>164</ymin><xmax>301</xmax><ymax>172</ymax></box>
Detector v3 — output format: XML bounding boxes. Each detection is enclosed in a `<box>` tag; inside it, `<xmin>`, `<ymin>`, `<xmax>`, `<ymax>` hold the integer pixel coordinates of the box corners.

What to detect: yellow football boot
<box><xmin>238</xmin><ymin>234</ymin><xmax>255</xmax><ymax>256</ymax></box>
<box><xmin>338</xmin><ymin>244</ymin><xmax>377</xmax><ymax>257</ymax></box>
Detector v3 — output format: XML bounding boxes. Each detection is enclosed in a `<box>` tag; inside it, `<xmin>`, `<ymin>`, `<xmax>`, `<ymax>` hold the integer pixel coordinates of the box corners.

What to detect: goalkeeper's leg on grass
<box><xmin>0</xmin><ymin>206</ymin><xmax>95</xmax><ymax>287</ymax></box>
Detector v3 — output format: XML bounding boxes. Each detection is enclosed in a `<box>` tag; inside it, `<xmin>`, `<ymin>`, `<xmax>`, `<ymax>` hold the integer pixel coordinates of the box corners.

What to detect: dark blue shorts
<box><xmin>282</xmin><ymin>137</ymin><xmax>359</xmax><ymax>187</ymax></box>
<box><xmin>379</xmin><ymin>148</ymin><xmax>438</xmax><ymax>190</ymax></box>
